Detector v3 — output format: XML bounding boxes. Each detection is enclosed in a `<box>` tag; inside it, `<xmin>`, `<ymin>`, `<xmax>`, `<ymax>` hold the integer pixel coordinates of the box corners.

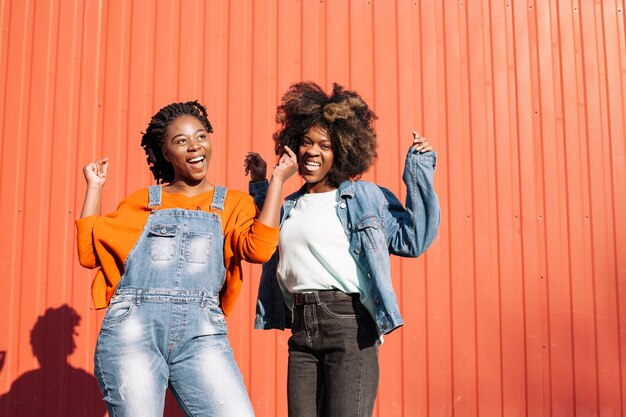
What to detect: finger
<box><xmin>283</xmin><ymin>145</ymin><xmax>296</xmax><ymax>158</ymax></box>
<box><xmin>283</xmin><ymin>146</ymin><xmax>298</xmax><ymax>163</ymax></box>
<box><xmin>96</xmin><ymin>158</ymin><xmax>109</xmax><ymax>174</ymax></box>
<box><xmin>97</xmin><ymin>162</ymin><xmax>108</xmax><ymax>177</ymax></box>
<box><xmin>412</xmin><ymin>131</ymin><xmax>424</xmax><ymax>144</ymax></box>
<box><xmin>413</xmin><ymin>141</ymin><xmax>433</xmax><ymax>153</ymax></box>
<box><xmin>278</xmin><ymin>154</ymin><xmax>291</xmax><ymax>167</ymax></box>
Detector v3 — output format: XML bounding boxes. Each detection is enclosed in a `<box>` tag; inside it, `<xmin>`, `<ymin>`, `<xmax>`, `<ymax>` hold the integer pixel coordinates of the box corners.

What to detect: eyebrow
<box><xmin>171</xmin><ymin>129</ymin><xmax>207</xmax><ymax>141</ymax></box>
<box><xmin>302</xmin><ymin>134</ymin><xmax>330</xmax><ymax>141</ymax></box>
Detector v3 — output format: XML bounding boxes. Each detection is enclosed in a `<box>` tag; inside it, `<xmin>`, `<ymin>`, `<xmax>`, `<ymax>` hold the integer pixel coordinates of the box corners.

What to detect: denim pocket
<box><xmin>184</xmin><ymin>231</ymin><xmax>213</xmax><ymax>264</ymax></box>
<box><xmin>148</xmin><ymin>224</ymin><xmax>178</xmax><ymax>261</ymax></box>
<box><xmin>355</xmin><ymin>216</ymin><xmax>386</xmax><ymax>252</ymax></box>
<box><xmin>101</xmin><ymin>298</ymin><xmax>137</xmax><ymax>328</ymax></box>
<box><xmin>205</xmin><ymin>301</ymin><xmax>226</xmax><ymax>324</ymax></box>
<box><xmin>320</xmin><ymin>300</ymin><xmax>360</xmax><ymax>319</ymax></box>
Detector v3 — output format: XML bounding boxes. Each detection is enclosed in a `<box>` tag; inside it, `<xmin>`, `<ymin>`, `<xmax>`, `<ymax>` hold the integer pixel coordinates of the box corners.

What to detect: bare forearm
<box><xmin>256</xmin><ymin>175</ymin><xmax>285</xmax><ymax>228</ymax></box>
<box><xmin>80</xmin><ymin>184</ymin><xmax>105</xmax><ymax>218</ymax></box>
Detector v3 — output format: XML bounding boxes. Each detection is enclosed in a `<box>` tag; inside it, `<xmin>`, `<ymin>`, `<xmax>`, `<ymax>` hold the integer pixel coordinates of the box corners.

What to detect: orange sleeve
<box><xmin>75</xmin><ymin>189</ymin><xmax>150</xmax><ymax>309</ymax></box>
<box><xmin>75</xmin><ymin>216</ymin><xmax>100</xmax><ymax>268</ymax></box>
<box><xmin>224</xmin><ymin>193</ymin><xmax>279</xmax><ymax>264</ymax></box>
<box><xmin>219</xmin><ymin>190</ymin><xmax>279</xmax><ymax>315</ymax></box>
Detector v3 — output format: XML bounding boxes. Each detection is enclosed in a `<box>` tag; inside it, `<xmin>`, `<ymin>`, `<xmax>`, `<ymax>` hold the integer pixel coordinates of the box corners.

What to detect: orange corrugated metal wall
<box><xmin>0</xmin><ymin>0</ymin><xmax>624</xmax><ymax>416</ymax></box>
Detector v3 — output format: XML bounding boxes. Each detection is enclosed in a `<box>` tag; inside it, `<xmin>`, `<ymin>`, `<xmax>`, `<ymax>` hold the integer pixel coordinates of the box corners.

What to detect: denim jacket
<box><xmin>249</xmin><ymin>148</ymin><xmax>440</xmax><ymax>335</ymax></box>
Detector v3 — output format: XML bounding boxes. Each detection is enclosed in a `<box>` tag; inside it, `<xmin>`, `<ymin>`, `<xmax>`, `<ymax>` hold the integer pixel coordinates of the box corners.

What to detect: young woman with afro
<box><xmin>245</xmin><ymin>82</ymin><xmax>440</xmax><ymax>417</ymax></box>
<box><xmin>77</xmin><ymin>101</ymin><xmax>297</xmax><ymax>417</ymax></box>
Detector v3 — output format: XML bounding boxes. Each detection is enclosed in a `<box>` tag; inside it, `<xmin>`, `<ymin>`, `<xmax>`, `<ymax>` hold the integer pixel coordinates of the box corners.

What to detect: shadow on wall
<box><xmin>0</xmin><ymin>305</ymin><xmax>107</xmax><ymax>417</ymax></box>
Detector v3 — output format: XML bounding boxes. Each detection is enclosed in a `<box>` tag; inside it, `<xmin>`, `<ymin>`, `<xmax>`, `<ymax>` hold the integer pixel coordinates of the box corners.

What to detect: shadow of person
<box><xmin>0</xmin><ymin>305</ymin><xmax>106</xmax><ymax>416</ymax></box>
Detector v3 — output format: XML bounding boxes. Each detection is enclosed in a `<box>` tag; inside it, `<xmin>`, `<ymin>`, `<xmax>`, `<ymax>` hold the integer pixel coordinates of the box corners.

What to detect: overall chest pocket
<box><xmin>184</xmin><ymin>231</ymin><xmax>213</xmax><ymax>264</ymax></box>
<box><xmin>148</xmin><ymin>224</ymin><xmax>178</xmax><ymax>261</ymax></box>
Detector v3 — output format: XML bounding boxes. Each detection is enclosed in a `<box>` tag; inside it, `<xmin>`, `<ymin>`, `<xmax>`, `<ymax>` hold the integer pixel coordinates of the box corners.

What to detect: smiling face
<box><xmin>161</xmin><ymin>115</ymin><xmax>212</xmax><ymax>186</ymax></box>
<box><xmin>298</xmin><ymin>123</ymin><xmax>335</xmax><ymax>193</ymax></box>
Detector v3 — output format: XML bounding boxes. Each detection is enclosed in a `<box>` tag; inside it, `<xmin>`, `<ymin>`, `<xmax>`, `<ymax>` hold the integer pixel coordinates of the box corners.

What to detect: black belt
<box><xmin>293</xmin><ymin>290</ymin><xmax>358</xmax><ymax>305</ymax></box>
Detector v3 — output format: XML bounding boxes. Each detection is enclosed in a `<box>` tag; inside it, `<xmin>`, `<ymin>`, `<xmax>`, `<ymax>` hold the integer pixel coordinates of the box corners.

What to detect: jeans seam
<box><xmin>320</xmin><ymin>302</ymin><xmax>359</xmax><ymax>319</ymax></box>
<box><xmin>304</xmin><ymin>305</ymin><xmax>319</xmax><ymax>343</ymax></box>
<box><xmin>95</xmin><ymin>349</ymin><xmax>117</xmax><ymax>417</ymax></box>
<box><xmin>168</xmin><ymin>380</ymin><xmax>198</xmax><ymax>417</ymax></box>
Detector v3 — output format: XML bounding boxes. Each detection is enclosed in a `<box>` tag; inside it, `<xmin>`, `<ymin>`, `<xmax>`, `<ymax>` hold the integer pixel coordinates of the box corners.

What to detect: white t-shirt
<box><xmin>277</xmin><ymin>189</ymin><xmax>374</xmax><ymax>319</ymax></box>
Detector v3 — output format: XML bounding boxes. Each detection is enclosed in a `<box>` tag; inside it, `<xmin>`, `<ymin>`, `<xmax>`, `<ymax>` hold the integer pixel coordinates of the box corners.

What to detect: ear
<box><xmin>161</xmin><ymin>146</ymin><xmax>171</xmax><ymax>163</ymax></box>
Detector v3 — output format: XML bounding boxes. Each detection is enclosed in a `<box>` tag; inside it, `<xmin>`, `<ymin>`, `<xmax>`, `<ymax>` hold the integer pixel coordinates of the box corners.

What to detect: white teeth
<box><xmin>303</xmin><ymin>160</ymin><xmax>321</xmax><ymax>173</ymax></box>
<box><xmin>188</xmin><ymin>156</ymin><xmax>204</xmax><ymax>163</ymax></box>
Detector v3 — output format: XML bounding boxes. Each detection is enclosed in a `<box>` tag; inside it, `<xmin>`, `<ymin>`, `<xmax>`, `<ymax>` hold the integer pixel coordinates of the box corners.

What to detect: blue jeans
<box><xmin>287</xmin><ymin>291</ymin><xmax>379</xmax><ymax>417</ymax></box>
<box><xmin>94</xmin><ymin>291</ymin><xmax>254</xmax><ymax>417</ymax></box>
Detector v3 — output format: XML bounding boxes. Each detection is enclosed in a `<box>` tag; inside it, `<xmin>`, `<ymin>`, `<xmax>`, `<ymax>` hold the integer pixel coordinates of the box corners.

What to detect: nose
<box><xmin>187</xmin><ymin>138</ymin><xmax>201</xmax><ymax>151</ymax></box>
<box><xmin>305</xmin><ymin>144</ymin><xmax>321</xmax><ymax>156</ymax></box>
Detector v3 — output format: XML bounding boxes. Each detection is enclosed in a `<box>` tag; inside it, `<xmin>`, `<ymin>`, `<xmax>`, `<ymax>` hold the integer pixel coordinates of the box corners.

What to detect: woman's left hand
<box><xmin>411</xmin><ymin>131</ymin><xmax>433</xmax><ymax>153</ymax></box>
<box><xmin>271</xmin><ymin>145</ymin><xmax>298</xmax><ymax>183</ymax></box>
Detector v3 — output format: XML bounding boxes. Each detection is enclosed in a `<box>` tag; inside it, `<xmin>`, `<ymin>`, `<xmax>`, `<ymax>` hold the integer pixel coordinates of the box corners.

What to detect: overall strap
<box><xmin>147</xmin><ymin>185</ymin><xmax>162</xmax><ymax>210</ymax></box>
<box><xmin>211</xmin><ymin>186</ymin><xmax>227</xmax><ymax>212</ymax></box>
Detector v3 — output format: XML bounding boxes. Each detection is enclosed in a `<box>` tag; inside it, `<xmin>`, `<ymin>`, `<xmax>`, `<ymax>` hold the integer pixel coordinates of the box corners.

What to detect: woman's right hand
<box><xmin>271</xmin><ymin>145</ymin><xmax>298</xmax><ymax>183</ymax></box>
<box><xmin>253</xmin><ymin>146</ymin><xmax>297</xmax><ymax>228</ymax></box>
<box><xmin>82</xmin><ymin>158</ymin><xmax>109</xmax><ymax>187</ymax></box>
<box><xmin>80</xmin><ymin>158</ymin><xmax>108</xmax><ymax>218</ymax></box>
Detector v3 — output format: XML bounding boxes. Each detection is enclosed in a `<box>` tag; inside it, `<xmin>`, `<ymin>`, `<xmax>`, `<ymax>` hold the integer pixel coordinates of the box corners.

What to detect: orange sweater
<box><xmin>76</xmin><ymin>187</ymin><xmax>278</xmax><ymax>315</ymax></box>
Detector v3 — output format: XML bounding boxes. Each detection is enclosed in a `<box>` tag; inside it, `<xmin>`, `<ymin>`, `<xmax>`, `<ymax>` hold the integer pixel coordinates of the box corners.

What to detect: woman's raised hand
<box><xmin>252</xmin><ymin>145</ymin><xmax>298</xmax><ymax>227</ymax></box>
<box><xmin>411</xmin><ymin>131</ymin><xmax>433</xmax><ymax>153</ymax></box>
<box><xmin>83</xmin><ymin>158</ymin><xmax>109</xmax><ymax>187</ymax></box>
<box><xmin>271</xmin><ymin>145</ymin><xmax>298</xmax><ymax>183</ymax></box>
<box><xmin>244</xmin><ymin>152</ymin><xmax>268</xmax><ymax>183</ymax></box>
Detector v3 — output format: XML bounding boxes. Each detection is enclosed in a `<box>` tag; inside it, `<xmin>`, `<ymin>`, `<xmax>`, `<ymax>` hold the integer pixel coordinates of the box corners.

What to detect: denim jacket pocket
<box><xmin>148</xmin><ymin>224</ymin><xmax>178</xmax><ymax>261</ymax></box>
<box><xmin>355</xmin><ymin>215</ymin><xmax>386</xmax><ymax>252</ymax></box>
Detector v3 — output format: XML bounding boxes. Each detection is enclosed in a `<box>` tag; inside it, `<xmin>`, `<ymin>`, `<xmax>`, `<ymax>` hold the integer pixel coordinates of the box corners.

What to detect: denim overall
<box><xmin>94</xmin><ymin>186</ymin><xmax>254</xmax><ymax>417</ymax></box>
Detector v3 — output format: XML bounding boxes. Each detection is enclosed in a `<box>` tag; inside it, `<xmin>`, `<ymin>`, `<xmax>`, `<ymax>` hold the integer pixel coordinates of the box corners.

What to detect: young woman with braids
<box><xmin>244</xmin><ymin>82</ymin><xmax>440</xmax><ymax>417</ymax></box>
<box><xmin>77</xmin><ymin>101</ymin><xmax>297</xmax><ymax>417</ymax></box>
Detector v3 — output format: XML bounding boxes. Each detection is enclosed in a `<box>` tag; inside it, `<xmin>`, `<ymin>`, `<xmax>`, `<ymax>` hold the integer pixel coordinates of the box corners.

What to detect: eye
<box><xmin>300</xmin><ymin>139</ymin><xmax>312</xmax><ymax>146</ymax></box>
<box><xmin>322</xmin><ymin>144</ymin><xmax>332</xmax><ymax>150</ymax></box>
<box><xmin>176</xmin><ymin>138</ymin><xmax>187</xmax><ymax>145</ymax></box>
<box><xmin>197</xmin><ymin>134</ymin><xmax>207</xmax><ymax>141</ymax></box>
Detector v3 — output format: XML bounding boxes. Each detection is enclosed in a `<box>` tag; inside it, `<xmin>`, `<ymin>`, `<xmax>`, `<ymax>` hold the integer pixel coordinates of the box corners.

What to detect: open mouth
<box><xmin>302</xmin><ymin>160</ymin><xmax>321</xmax><ymax>173</ymax></box>
<box><xmin>187</xmin><ymin>156</ymin><xmax>205</xmax><ymax>165</ymax></box>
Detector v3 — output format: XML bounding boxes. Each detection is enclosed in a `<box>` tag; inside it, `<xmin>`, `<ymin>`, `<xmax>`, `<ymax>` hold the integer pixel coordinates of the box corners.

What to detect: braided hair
<box><xmin>274</xmin><ymin>82</ymin><xmax>378</xmax><ymax>188</ymax></box>
<box><xmin>141</xmin><ymin>101</ymin><xmax>213</xmax><ymax>183</ymax></box>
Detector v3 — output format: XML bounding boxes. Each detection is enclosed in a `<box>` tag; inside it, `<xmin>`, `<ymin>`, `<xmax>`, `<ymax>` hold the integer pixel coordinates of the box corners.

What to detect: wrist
<box><xmin>86</xmin><ymin>183</ymin><xmax>105</xmax><ymax>191</ymax></box>
<box><xmin>269</xmin><ymin>174</ymin><xmax>286</xmax><ymax>186</ymax></box>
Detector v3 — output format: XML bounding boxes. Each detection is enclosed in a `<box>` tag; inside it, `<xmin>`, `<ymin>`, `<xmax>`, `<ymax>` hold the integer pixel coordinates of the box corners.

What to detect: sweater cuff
<box><xmin>251</xmin><ymin>218</ymin><xmax>280</xmax><ymax>243</ymax></box>
<box><xmin>75</xmin><ymin>215</ymin><xmax>99</xmax><ymax>230</ymax></box>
